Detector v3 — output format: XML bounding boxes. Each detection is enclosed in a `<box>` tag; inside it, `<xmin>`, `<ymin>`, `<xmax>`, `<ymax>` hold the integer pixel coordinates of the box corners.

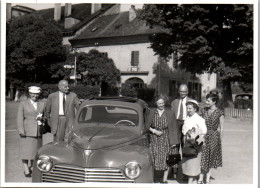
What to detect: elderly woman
<box><xmin>198</xmin><ymin>93</ymin><xmax>224</xmax><ymax>184</ymax></box>
<box><xmin>17</xmin><ymin>86</ymin><xmax>45</xmax><ymax>177</ymax></box>
<box><xmin>181</xmin><ymin>99</ymin><xmax>207</xmax><ymax>184</ymax></box>
<box><xmin>146</xmin><ymin>94</ymin><xmax>180</xmax><ymax>183</ymax></box>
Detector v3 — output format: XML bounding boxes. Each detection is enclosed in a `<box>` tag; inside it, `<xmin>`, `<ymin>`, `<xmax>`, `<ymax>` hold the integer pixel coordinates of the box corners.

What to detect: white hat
<box><xmin>28</xmin><ymin>86</ymin><xmax>41</xmax><ymax>94</ymax></box>
<box><xmin>186</xmin><ymin>99</ymin><xmax>199</xmax><ymax>106</ymax></box>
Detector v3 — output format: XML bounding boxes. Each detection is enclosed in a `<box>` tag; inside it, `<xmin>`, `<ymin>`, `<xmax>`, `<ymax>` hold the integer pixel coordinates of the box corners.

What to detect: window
<box><xmin>125</xmin><ymin>77</ymin><xmax>144</xmax><ymax>89</ymax></box>
<box><xmin>131</xmin><ymin>51</ymin><xmax>139</xmax><ymax>66</ymax></box>
<box><xmin>78</xmin><ymin>105</ymin><xmax>138</xmax><ymax>125</ymax></box>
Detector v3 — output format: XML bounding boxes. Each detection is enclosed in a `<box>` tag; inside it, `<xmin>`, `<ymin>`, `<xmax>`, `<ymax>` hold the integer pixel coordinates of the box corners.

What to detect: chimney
<box><xmin>6</xmin><ymin>3</ymin><xmax>12</xmax><ymax>21</ymax></box>
<box><xmin>54</xmin><ymin>3</ymin><xmax>61</xmax><ymax>21</ymax></box>
<box><xmin>64</xmin><ymin>3</ymin><xmax>72</xmax><ymax>17</ymax></box>
<box><xmin>91</xmin><ymin>3</ymin><xmax>102</xmax><ymax>14</ymax></box>
<box><xmin>129</xmin><ymin>5</ymin><xmax>136</xmax><ymax>22</ymax></box>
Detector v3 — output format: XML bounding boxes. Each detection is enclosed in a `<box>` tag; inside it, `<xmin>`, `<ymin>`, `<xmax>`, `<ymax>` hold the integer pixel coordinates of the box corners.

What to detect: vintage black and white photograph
<box><xmin>1</xmin><ymin>0</ymin><xmax>257</xmax><ymax>187</ymax></box>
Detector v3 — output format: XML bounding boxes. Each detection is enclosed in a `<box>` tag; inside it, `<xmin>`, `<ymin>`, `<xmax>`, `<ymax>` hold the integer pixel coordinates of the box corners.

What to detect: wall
<box><xmin>74</xmin><ymin>42</ymin><xmax>216</xmax><ymax>99</ymax></box>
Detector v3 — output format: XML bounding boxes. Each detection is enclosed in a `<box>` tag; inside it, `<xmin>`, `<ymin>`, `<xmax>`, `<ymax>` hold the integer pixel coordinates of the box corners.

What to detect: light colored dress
<box><xmin>181</xmin><ymin>113</ymin><xmax>207</xmax><ymax>176</ymax></box>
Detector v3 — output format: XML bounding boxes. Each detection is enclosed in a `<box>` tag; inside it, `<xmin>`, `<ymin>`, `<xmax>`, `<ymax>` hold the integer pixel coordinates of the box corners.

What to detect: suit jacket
<box><xmin>45</xmin><ymin>91</ymin><xmax>80</xmax><ymax>137</ymax></box>
<box><xmin>171</xmin><ymin>97</ymin><xmax>192</xmax><ymax>118</ymax></box>
<box><xmin>145</xmin><ymin>109</ymin><xmax>180</xmax><ymax>146</ymax></box>
<box><xmin>17</xmin><ymin>99</ymin><xmax>45</xmax><ymax>137</ymax></box>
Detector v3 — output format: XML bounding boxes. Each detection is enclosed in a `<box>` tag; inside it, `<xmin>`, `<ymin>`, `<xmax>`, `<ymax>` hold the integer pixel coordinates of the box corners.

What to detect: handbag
<box><xmin>182</xmin><ymin>143</ymin><xmax>198</xmax><ymax>157</ymax></box>
<box><xmin>166</xmin><ymin>154</ymin><xmax>181</xmax><ymax>166</ymax></box>
<box><xmin>38</xmin><ymin>117</ymin><xmax>51</xmax><ymax>135</ymax></box>
<box><xmin>166</xmin><ymin>144</ymin><xmax>181</xmax><ymax>166</ymax></box>
<box><xmin>39</xmin><ymin>124</ymin><xmax>51</xmax><ymax>135</ymax></box>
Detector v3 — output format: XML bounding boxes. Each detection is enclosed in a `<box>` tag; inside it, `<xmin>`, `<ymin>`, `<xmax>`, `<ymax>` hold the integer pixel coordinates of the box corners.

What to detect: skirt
<box><xmin>19</xmin><ymin>136</ymin><xmax>42</xmax><ymax>160</ymax></box>
<box><xmin>181</xmin><ymin>151</ymin><xmax>202</xmax><ymax>176</ymax></box>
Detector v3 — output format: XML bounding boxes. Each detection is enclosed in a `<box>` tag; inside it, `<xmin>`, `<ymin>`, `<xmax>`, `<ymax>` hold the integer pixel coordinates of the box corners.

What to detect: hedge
<box><xmin>18</xmin><ymin>83</ymin><xmax>100</xmax><ymax>99</ymax></box>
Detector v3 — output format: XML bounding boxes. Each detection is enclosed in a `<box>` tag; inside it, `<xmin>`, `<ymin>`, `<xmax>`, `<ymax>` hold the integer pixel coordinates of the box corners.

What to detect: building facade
<box><xmin>69</xmin><ymin>4</ymin><xmax>216</xmax><ymax>101</ymax></box>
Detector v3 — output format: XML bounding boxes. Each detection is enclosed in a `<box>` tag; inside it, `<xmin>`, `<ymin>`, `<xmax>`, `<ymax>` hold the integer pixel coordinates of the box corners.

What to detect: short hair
<box><xmin>206</xmin><ymin>93</ymin><xmax>219</xmax><ymax>103</ymax></box>
<box><xmin>179</xmin><ymin>84</ymin><xmax>188</xmax><ymax>92</ymax></box>
<box><xmin>154</xmin><ymin>94</ymin><xmax>168</xmax><ymax>103</ymax></box>
<box><xmin>186</xmin><ymin>101</ymin><xmax>199</xmax><ymax>112</ymax></box>
<box><xmin>58</xmin><ymin>80</ymin><xmax>68</xmax><ymax>87</ymax></box>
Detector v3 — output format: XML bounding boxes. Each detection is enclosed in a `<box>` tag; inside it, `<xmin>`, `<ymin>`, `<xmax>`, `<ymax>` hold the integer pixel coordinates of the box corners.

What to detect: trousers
<box><xmin>54</xmin><ymin>116</ymin><xmax>67</xmax><ymax>141</ymax></box>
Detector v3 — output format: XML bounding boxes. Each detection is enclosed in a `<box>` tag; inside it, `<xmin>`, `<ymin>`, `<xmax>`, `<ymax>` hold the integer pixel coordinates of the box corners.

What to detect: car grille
<box><xmin>42</xmin><ymin>164</ymin><xmax>135</xmax><ymax>183</ymax></box>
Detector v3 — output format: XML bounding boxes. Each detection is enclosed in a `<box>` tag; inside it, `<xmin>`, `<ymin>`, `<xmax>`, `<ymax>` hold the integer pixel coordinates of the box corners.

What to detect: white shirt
<box><xmin>59</xmin><ymin>91</ymin><xmax>66</xmax><ymax>115</ymax></box>
<box><xmin>177</xmin><ymin>96</ymin><xmax>187</xmax><ymax>120</ymax></box>
<box><xmin>30</xmin><ymin>99</ymin><xmax>37</xmax><ymax>110</ymax></box>
<box><xmin>182</xmin><ymin>113</ymin><xmax>207</xmax><ymax>136</ymax></box>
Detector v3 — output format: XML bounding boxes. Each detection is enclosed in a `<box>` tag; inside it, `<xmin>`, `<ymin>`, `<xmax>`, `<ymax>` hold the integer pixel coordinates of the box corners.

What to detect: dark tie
<box><xmin>63</xmin><ymin>94</ymin><xmax>66</xmax><ymax>114</ymax></box>
<box><xmin>178</xmin><ymin>99</ymin><xmax>183</xmax><ymax>120</ymax></box>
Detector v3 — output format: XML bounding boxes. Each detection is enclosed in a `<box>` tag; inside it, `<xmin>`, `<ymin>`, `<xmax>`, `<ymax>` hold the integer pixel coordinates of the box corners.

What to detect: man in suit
<box><xmin>45</xmin><ymin>80</ymin><xmax>80</xmax><ymax>142</ymax></box>
<box><xmin>171</xmin><ymin>84</ymin><xmax>192</xmax><ymax>146</ymax></box>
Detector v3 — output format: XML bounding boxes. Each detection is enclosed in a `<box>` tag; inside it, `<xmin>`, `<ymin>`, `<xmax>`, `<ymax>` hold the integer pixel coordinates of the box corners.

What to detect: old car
<box><xmin>234</xmin><ymin>93</ymin><xmax>253</xmax><ymax>110</ymax></box>
<box><xmin>32</xmin><ymin>96</ymin><xmax>154</xmax><ymax>183</ymax></box>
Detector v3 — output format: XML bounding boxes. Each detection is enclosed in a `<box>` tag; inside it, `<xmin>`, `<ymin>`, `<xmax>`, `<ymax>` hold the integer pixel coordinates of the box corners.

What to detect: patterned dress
<box><xmin>150</xmin><ymin>110</ymin><xmax>169</xmax><ymax>170</ymax></box>
<box><xmin>201</xmin><ymin>108</ymin><xmax>224</xmax><ymax>172</ymax></box>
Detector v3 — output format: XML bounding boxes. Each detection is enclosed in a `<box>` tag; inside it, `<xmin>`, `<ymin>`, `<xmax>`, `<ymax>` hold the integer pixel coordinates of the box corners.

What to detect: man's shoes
<box><xmin>161</xmin><ymin>181</ymin><xmax>168</xmax><ymax>184</ymax></box>
<box><xmin>24</xmin><ymin>172</ymin><xmax>31</xmax><ymax>178</ymax></box>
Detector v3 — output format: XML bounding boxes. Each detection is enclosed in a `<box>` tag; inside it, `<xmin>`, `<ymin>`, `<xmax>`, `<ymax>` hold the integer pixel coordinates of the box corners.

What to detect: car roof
<box><xmin>81</xmin><ymin>96</ymin><xmax>148</xmax><ymax>111</ymax></box>
<box><xmin>88</xmin><ymin>96</ymin><xmax>140</xmax><ymax>103</ymax></box>
<box><xmin>235</xmin><ymin>93</ymin><xmax>253</xmax><ymax>97</ymax></box>
<box><xmin>235</xmin><ymin>93</ymin><xmax>253</xmax><ymax>99</ymax></box>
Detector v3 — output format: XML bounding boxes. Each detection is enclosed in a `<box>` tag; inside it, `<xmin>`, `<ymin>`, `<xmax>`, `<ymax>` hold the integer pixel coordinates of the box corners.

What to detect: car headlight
<box><xmin>124</xmin><ymin>161</ymin><xmax>141</xmax><ymax>179</ymax></box>
<box><xmin>36</xmin><ymin>156</ymin><xmax>53</xmax><ymax>172</ymax></box>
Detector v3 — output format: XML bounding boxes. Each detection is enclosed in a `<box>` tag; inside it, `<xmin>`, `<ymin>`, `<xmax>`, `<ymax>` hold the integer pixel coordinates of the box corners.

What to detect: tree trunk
<box><xmin>222</xmin><ymin>80</ymin><xmax>234</xmax><ymax>108</ymax></box>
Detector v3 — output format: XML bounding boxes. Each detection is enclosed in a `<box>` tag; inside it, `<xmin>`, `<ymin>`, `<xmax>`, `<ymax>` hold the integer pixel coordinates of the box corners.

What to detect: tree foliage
<box><xmin>138</xmin><ymin>4</ymin><xmax>253</xmax><ymax>106</ymax></box>
<box><xmin>6</xmin><ymin>14</ymin><xmax>67</xmax><ymax>86</ymax></box>
<box><xmin>76</xmin><ymin>49</ymin><xmax>121</xmax><ymax>87</ymax></box>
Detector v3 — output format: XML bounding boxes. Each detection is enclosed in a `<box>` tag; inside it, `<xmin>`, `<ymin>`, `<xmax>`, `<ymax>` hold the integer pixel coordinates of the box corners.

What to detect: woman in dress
<box><xmin>181</xmin><ymin>99</ymin><xmax>207</xmax><ymax>184</ymax></box>
<box><xmin>17</xmin><ymin>86</ymin><xmax>45</xmax><ymax>177</ymax></box>
<box><xmin>146</xmin><ymin>94</ymin><xmax>179</xmax><ymax>183</ymax></box>
<box><xmin>198</xmin><ymin>93</ymin><xmax>224</xmax><ymax>184</ymax></box>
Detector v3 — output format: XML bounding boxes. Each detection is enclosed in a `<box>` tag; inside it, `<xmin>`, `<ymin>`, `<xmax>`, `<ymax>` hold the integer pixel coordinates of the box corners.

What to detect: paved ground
<box><xmin>3</xmin><ymin>101</ymin><xmax>254</xmax><ymax>184</ymax></box>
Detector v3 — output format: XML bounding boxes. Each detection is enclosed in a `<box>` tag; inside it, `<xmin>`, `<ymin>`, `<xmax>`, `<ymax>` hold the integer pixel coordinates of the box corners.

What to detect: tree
<box><xmin>76</xmin><ymin>49</ymin><xmax>121</xmax><ymax>95</ymax></box>
<box><xmin>138</xmin><ymin>4</ymin><xmax>253</xmax><ymax>107</ymax></box>
<box><xmin>6</xmin><ymin>14</ymin><xmax>67</xmax><ymax>89</ymax></box>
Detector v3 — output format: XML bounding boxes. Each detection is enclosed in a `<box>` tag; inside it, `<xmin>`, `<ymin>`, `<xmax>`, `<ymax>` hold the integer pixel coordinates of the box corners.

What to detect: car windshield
<box><xmin>78</xmin><ymin>105</ymin><xmax>139</xmax><ymax>126</ymax></box>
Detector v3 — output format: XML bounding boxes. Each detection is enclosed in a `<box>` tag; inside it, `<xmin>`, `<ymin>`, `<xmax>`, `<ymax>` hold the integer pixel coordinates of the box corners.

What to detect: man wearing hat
<box><xmin>17</xmin><ymin>86</ymin><xmax>45</xmax><ymax>177</ymax></box>
<box><xmin>45</xmin><ymin>80</ymin><xmax>80</xmax><ymax>142</ymax></box>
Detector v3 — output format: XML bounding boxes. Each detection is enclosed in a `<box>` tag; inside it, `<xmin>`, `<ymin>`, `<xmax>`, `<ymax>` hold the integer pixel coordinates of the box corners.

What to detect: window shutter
<box><xmin>131</xmin><ymin>51</ymin><xmax>139</xmax><ymax>66</ymax></box>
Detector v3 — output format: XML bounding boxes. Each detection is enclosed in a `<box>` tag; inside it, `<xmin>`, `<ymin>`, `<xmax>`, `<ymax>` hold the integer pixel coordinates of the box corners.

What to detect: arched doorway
<box><xmin>125</xmin><ymin>77</ymin><xmax>145</xmax><ymax>89</ymax></box>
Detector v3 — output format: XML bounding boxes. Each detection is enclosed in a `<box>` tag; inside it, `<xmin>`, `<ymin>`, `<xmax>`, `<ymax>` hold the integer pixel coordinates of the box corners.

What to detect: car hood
<box><xmin>70</xmin><ymin>125</ymin><xmax>140</xmax><ymax>150</ymax></box>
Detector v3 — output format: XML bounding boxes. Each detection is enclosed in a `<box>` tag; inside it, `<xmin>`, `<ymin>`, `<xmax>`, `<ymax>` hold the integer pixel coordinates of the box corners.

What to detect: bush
<box><xmin>137</xmin><ymin>88</ymin><xmax>155</xmax><ymax>103</ymax></box>
<box><xmin>70</xmin><ymin>85</ymin><xmax>100</xmax><ymax>99</ymax></box>
<box><xmin>120</xmin><ymin>84</ymin><xmax>137</xmax><ymax>97</ymax></box>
